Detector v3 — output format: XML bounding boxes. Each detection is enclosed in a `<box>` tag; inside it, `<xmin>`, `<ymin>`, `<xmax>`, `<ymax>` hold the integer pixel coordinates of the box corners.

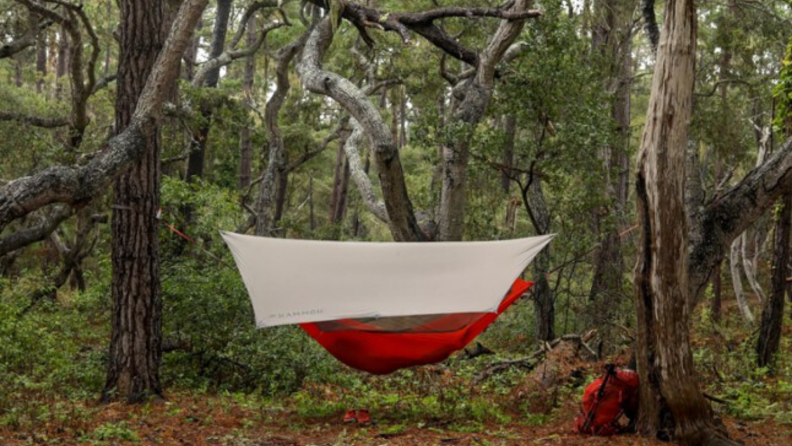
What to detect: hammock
<box><xmin>221</xmin><ymin>233</ymin><xmax>553</xmax><ymax>374</ymax></box>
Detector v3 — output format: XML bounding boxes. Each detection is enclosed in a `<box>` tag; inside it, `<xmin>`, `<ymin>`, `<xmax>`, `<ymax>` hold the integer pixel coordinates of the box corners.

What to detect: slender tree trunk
<box><xmin>634</xmin><ymin>1</ymin><xmax>736</xmax><ymax>443</ymax></box>
<box><xmin>239</xmin><ymin>16</ymin><xmax>256</xmax><ymax>191</ymax></box>
<box><xmin>182</xmin><ymin>18</ymin><xmax>202</xmax><ymax>81</ymax></box>
<box><xmin>588</xmin><ymin>0</ymin><xmax>632</xmax><ymax>346</ymax></box>
<box><xmin>329</xmin><ymin>144</ymin><xmax>347</xmax><ymax>223</ymax></box>
<box><xmin>730</xmin><ymin>236</ymin><xmax>755</xmax><ymax>323</ymax></box>
<box><xmin>757</xmin><ymin>192</ymin><xmax>790</xmax><ymax>369</ymax></box>
<box><xmin>36</xmin><ymin>33</ymin><xmax>47</xmax><ymax>94</ymax></box>
<box><xmin>186</xmin><ymin>0</ymin><xmax>231</xmax><ymax>181</ymax></box>
<box><xmin>104</xmin><ymin>0</ymin><xmax>167</xmax><ymax>403</ymax></box>
<box><xmin>501</xmin><ymin>115</ymin><xmax>516</xmax><ymax>194</ymax></box>
<box><xmin>56</xmin><ymin>32</ymin><xmax>69</xmax><ymax>100</ymax></box>
<box><xmin>522</xmin><ymin>177</ymin><xmax>554</xmax><ymax>341</ymax></box>
<box><xmin>710</xmin><ymin>261</ymin><xmax>722</xmax><ymax>322</ymax></box>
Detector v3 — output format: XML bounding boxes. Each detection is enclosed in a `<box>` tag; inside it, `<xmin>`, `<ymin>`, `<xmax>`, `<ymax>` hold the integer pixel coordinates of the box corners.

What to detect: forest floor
<box><xmin>0</xmin><ymin>388</ymin><xmax>789</xmax><ymax>446</ymax></box>
<box><xmin>2</xmin><ymin>296</ymin><xmax>790</xmax><ymax>446</ymax></box>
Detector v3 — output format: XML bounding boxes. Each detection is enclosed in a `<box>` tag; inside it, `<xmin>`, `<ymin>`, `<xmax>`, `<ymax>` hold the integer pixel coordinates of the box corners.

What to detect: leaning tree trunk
<box><xmin>634</xmin><ymin>0</ymin><xmax>736</xmax><ymax>444</ymax></box>
<box><xmin>756</xmin><ymin>192</ymin><xmax>790</xmax><ymax>369</ymax></box>
<box><xmin>103</xmin><ymin>0</ymin><xmax>167</xmax><ymax>403</ymax></box>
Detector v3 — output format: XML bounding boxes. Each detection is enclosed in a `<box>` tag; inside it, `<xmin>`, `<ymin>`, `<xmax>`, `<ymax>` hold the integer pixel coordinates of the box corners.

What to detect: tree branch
<box><xmin>297</xmin><ymin>17</ymin><xmax>425</xmax><ymax>241</ymax></box>
<box><xmin>0</xmin><ymin>10</ymin><xmax>52</xmax><ymax>59</ymax></box>
<box><xmin>0</xmin><ymin>206</ymin><xmax>73</xmax><ymax>256</ymax></box>
<box><xmin>0</xmin><ymin>111</ymin><xmax>71</xmax><ymax>128</ymax></box>
<box><xmin>344</xmin><ymin>120</ymin><xmax>389</xmax><ymax>222</ymax></box>
<box><xmin>0</xmin><ymin>0</ymin><xmax>210</xmax><ymax>235</ymax></box>
<box><xmin>192</xmin><ymin>20</ymin><xmax>286</xmax><ymax>87</ymax></box>
<box><xmin>303</xmin><ymin>0</ymin><xmax>540</xmax><ymax>66</ymax></box>
<box><xmin>688</xmin><ymin>136</ymin><xmax>792</xmax><ymax>302</ymax></box>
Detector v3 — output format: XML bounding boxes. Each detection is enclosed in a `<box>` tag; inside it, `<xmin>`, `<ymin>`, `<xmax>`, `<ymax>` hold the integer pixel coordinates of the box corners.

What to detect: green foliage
<box><xmin>89</xmin><ymin>421</ymin><xmax>140</xmax><ymax>442</ymax></box>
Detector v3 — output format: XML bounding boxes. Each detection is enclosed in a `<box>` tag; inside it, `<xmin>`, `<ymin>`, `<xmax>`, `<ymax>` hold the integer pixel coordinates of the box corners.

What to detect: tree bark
<box><xmin>297</xmin><ymin>19</ymin><xmax>424</xmax><ymax>241</ymax></box>
<box><xmin>520</xmin><ymin>176</ymin><xmax>554</xmax><ymax>342</ymax></box>
<box><xmin>102</xmin><ymin>0</ymin><xmax>209</xmax><ymax>404</ymax></box>
<box><xmin>238</xmin><ymin>15</ymin><xmax>256</xmax><ymax>190</ymax></box>
<box><xmin>255</xmin><ymin>32</ymin><xmax>308</xmax><ymax>236</ymax></box>
<box><xmin>729</xmin><ymin>237</ymin><xmax>755</xmax><ymax>324</ymax></box>
<box><xmin>437</xmin><ymin>0</ymin><xmax>530</xmax><ymax>241</ymax></box>
<box><xmin>104</xmin><ymin>0</ymin><xmax>167</xmax><ymax>403</ymax></box>
<box><xmin>588</xmin><ymin>0</ymin><xmax>632</xmax><ymax>344</ymax></box>
<box><xmin>756</xmin><ymin>192</ymin><xmax>790</xmax><ymax>369</ymax></box>
<box><xmin>501</xmin><ymin>115</ymin><xmax>516</xmax><ymax>194</ymax></box>
<box><xmin>36</xmin><ymin>31</ymin><xmax>47</xmax><ymax>94</ymax></box>
<box><xmin>634</xmin><ymin>0</ymin><xmax>736</xmax><ymax>443</ymax></box>
<box><xmin>186</xmin><ymin>0</ymin><xmax>232</xmax><ymax>182</ymax></box>
<box><xmin>710</xmin><ymin>262</ymin><xmax>722</xmax><ymax>322</ymax></box>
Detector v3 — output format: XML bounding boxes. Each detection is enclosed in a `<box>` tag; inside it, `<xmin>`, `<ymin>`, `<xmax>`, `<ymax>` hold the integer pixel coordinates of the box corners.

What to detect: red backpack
<box><xmin>574</xmin><ymin>364</ymin><xmax>639</xmax><ymax>435</ymax></box>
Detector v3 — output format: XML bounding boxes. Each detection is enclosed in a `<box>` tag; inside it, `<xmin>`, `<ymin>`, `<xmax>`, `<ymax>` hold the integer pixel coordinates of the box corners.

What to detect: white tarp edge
<box><xmin>221</xmin><ymin>232</ymin><xmax>555</xmax><ymax>328</ymax></box>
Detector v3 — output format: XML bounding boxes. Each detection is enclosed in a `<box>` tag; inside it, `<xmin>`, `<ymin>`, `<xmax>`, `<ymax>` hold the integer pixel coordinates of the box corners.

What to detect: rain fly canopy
<box><xmin>221</xmin><ymin>232</ymin><xmax>554</xmax><ymax>328</ymax></box>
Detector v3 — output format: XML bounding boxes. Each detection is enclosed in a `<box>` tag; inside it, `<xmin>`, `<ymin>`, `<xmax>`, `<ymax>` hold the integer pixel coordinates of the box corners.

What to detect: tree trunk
<box><xmin>103</xmin><ymin>0</ymin><xmax>167</xmax><ymax>404</ymax></box>
<box><xmin>588</xmin><ymin>0</ymin><xmax>632</xmax><ymax>343</ymax></box>
<box><xmin>329</xmin><ymin>143</ymin><xmax>348</xmax><ymax>225</ymax></box>
<box><xmin>634</xmin><ymin>0</ymin><xmax>736</xmax><ymax>444</ymax></box>
<box><xmin>36</xmin><ymin>32</ymin><xmax>47</xmax><ymax>94</ymax></box>
<box><xmin>729</xmin><ymin>237</ymin><xmax>755</xmax><ymax>323</ymax></box>
<box><xmin>55</xmin><ymin>32</ymin><xmax>69</xmax><ymax>99</ymax></box>
<box><xmin>182</xmin><ymin>18</ymin><xmax>202</xmax><ymax>81</ymax></box>
<box><xmin>756</xmin><ymin>192</ymin><xmax>790</xmax><ymax>369</ymax></box>
<box><xmin>255</xmin><ymin>32</ymin><xmax>308</xmax><ymax>237</ymax></box>
<box><xmin>238</xmin><ymin>16</ymin><xmax>256</xmax><ymax>191</ymax></box>
<box><xmin>501</xmin><ymin>115</ymin><xmax>515</xmax><ymax>194</ymax></box>
<box><xmin>710</xmin><ymin>261</ymin><xmax>722</xmax><ymax>322</ymax></box>
<box><xmin>186</xmin><ymin>0</ymin><xmax>231</xmax><ymax>181</ymax></box>
<box><xmin>522</xmin><ymin>177</ymin><xmax>554</xmax><ymax>342</ymax></box>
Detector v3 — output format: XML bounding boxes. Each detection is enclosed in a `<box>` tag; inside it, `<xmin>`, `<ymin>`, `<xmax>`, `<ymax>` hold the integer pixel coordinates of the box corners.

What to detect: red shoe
<box><xmin>356</xmin><ymin>409</ymin><xmax>371</xmax><ymax>425</ymax></box>
<box><xmin>343</xmin><ymin>409</ymin><xmax>357</xmax><ymax>423</ymax></box>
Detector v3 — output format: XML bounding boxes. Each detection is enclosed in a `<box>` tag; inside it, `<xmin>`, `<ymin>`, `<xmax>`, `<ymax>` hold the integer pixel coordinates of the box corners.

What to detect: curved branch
<box><xmin>0</xmin><ymin>206</ymin><xmax>73</xmax><ymax>256</ymax></box>
<box><xmin>303</xmin><ymin>0</ymin><xmax>540</xmax><ymax>66</ymax></box>
<box><xmin>344</xmin><ymin>120</ymin><xmax>388</xmax><ymax>222</ymax></box>
<box><xmin>297</xmin><ymin>18</ymin><xmax>425</xmax><ymax>241</ymax></box>
<box><xmin>0</xmin><ymin>11</ymin><xmax>52</xmax><ymax>59</ymax></box>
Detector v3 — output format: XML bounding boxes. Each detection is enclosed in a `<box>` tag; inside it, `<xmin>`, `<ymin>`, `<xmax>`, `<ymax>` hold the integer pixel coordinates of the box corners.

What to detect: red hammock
<box><xmin>299</xmin><ymin>279</ymin><xmax>533</xmax><ymax>374</ymax></box>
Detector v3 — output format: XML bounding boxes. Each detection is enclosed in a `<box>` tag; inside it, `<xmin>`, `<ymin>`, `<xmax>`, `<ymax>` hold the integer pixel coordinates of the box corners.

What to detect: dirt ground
<box><xmin>1</xmin><ymin>391</ymin><xmax>789</xmax><ymax>446</ymax></box>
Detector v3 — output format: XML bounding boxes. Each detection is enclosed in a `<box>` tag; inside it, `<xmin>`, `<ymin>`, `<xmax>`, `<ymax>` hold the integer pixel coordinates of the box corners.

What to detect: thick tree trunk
<box><xmin>756</xmin><ymin>192</ymin><xmax>790</xmax><ymax>368</ymax></box>
<box><xmin>103</xmin><ymin>0</ymin><xmax>167</xmax><ymax>404</ymax></box>
<box><xmin>634</xmin><ymin>1</ymin><xmax>736</xmax><ymax>444</ymax></box>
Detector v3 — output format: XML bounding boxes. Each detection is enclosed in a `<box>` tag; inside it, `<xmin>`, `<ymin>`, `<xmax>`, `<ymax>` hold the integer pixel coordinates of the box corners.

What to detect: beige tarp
<box><xmin>221</xmin><ymin>232</ymin><xmax>554</xmax><ymax>328</ymax></box>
